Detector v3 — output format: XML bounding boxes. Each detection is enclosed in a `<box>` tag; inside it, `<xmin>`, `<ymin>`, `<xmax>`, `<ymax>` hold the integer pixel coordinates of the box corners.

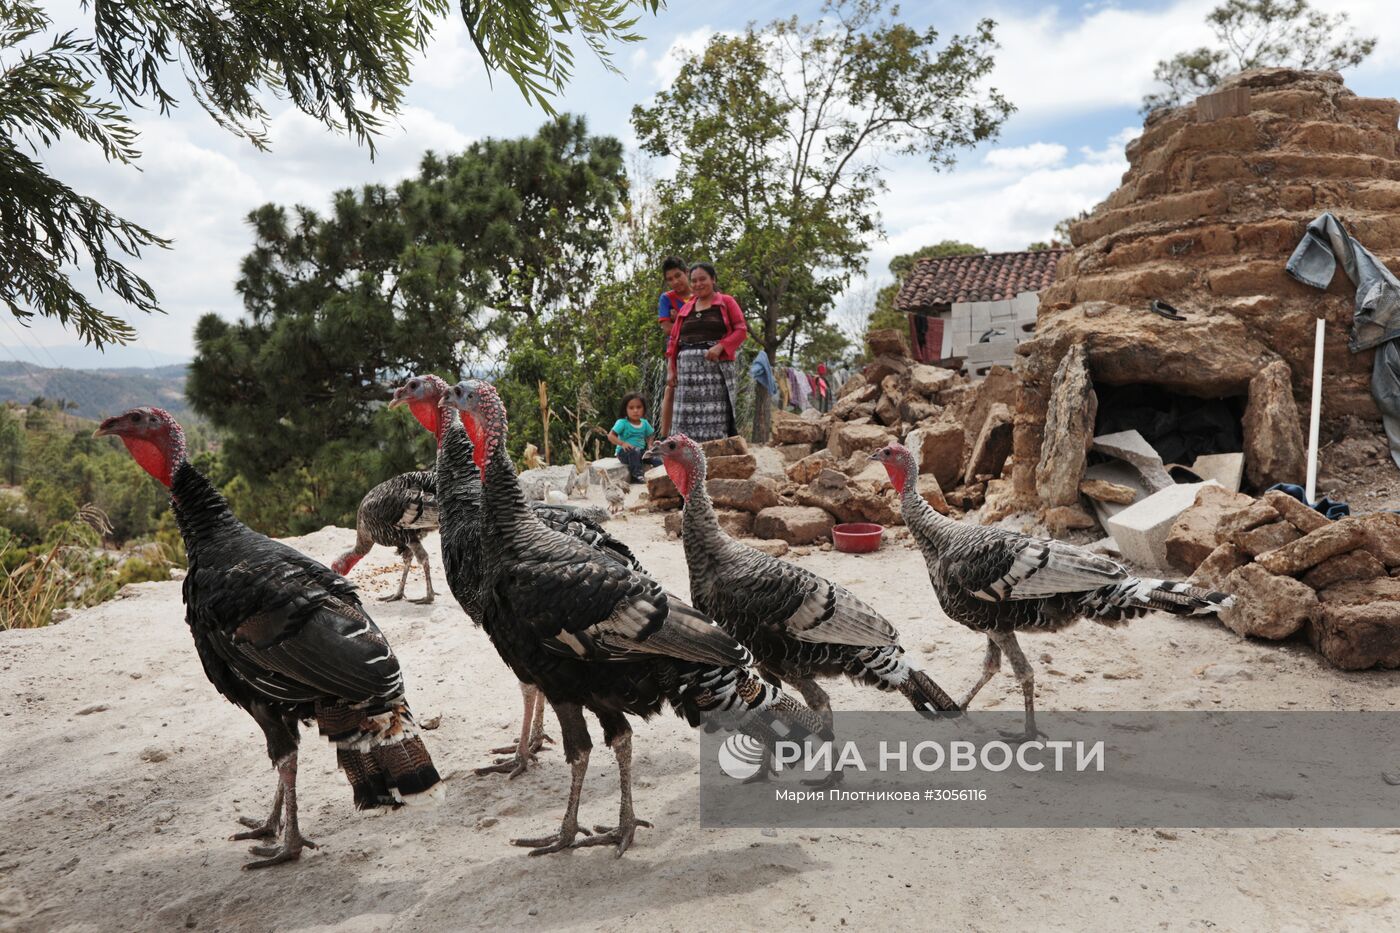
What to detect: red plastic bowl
<box><xmin>832</xmin><ymin>522</ymin><xmax>884</xmax><ymax>554</ymax></box>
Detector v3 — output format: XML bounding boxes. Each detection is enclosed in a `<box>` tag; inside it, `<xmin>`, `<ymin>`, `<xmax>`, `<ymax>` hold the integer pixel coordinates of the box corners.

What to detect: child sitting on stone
<box><xmin>608</xmin><ymin>393</ymin><xmax>658</xmax><ymax>483</ymax></box>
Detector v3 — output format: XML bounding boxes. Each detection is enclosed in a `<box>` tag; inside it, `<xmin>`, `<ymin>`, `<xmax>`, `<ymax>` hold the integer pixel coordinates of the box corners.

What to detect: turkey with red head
<box><xmin>655</xmin><ymin>433</ymin><xmax>959</xmax><ymax>743</ymax></box>
<box><xmin>446</xmin><ymin>378</ymin><xmax>829</xmax><ymax>857</ymax></box>
<box><xmin>331</xmin><ymin>468</ymin><xmax>438</xmax><ymax>604</ymax></box>
<box><xmin>871</xmin><ymin>441</ymin><xmax>1233</xmax><ymax>741</ymax></box>
<box><xmin>96</xmin><ymin>407</ymin><xmax>441</xmax><ymax>869</ymax></box>
<box><xmin>390</xmin><ymin>374</ymin><xmax>643</xmax><ymax>777</ymax></box>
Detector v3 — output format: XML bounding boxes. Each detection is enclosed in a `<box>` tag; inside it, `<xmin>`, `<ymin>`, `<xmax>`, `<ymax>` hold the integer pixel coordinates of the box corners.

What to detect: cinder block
<box><xmin>990</xmin><ymin>300</ymin><xmax>1018</xmax><ymax>321</ymax></box>
<box><xmin>1106</xmin><ymin>481</ymin><xmax>1220</xmax><ymax>570</ymax></box>
<box><xmin>964</xmin><ymin>338</ymin><xmax>1017</xmax><ymax>363</ymax></box>
<box><xmin>1012</xmin><ymin>291</ymin><xmax>1040</xmax><ymax>316</ymax></box>
<box><xmin>969</xmin><ymin>302</ymin><xmax>991</xmax><ymax>330</ymax></box>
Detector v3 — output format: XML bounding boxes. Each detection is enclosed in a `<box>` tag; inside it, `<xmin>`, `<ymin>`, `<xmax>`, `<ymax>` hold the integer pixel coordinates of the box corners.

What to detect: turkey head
<box><xmin>389</xmin><ymin>374</ymin><xmax>449</xmax><ymax>439</ymax></box>
<box><xmin>870</xmin><ymin>443</ymin><xmax>916</xmax><ymax>495</ymax></box>
<box><xmin>654</xmin><ymin>434</ymin><xmax>704</xmax><ymax>499</ymax></box>
<box><xmin>447</xmin><ymin>380</ymin><xmax>505</xmax><ymax>476</ymax></box>
<box><xmin>94</xmin><ymin>407</ymin><xmax>186</xmax><ymax>488</ymax></box>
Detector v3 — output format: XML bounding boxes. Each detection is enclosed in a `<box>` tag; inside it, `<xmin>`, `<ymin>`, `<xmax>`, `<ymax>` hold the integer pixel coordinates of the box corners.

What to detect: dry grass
<box><xmin>0</xmin><ymin>505</ymin><xmax>113</xmax><ymax>630</ymax></box>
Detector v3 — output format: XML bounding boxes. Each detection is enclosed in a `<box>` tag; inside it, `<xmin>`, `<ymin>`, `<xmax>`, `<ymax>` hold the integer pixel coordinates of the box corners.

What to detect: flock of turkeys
<box><xmin>92</xmin><ymin>376</ymin><xmax>1231</xmax><ymax>868</ymax></box>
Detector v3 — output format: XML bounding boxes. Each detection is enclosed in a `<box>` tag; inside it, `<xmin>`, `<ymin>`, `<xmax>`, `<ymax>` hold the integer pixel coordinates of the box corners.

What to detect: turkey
<box><xmin>331</xmin><ymin>470</ymin><xmax>438</xmax><ymax>604</ymax></box>
<box><xmin>389</xmin><ymin>374</ymin><xmax>642</xmax><ymax>777</ymax></box>
<box><xmin>870</xmin><ymin>442</ymin><xmax>1234</xmax><ymax>741</ymax></box>
<box><xmin>605</xmin><ymin>477</ymin><xmax>626</xmax><ymax>517</ymax></box>
<box><xmin>449</xmin><ymin>378</ymin><xmax>829</xmax><ymax>856</ymax></box>
<box><xmin>656</xmin><ymin>434</ymin><xmax>959</xmax><ymax>742</ymax></box>
<box><xmin>95</xmin><ymin>408</ymin><xmax>441</xmax><ymax>869</ymax></box>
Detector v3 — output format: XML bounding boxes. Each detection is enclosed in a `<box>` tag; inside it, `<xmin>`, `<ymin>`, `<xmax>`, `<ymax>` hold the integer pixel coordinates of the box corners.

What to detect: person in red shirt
<box><xmin>662</xmin><ymin>262</ymin><xmax>748</xmax><ymax>441</ymax></box>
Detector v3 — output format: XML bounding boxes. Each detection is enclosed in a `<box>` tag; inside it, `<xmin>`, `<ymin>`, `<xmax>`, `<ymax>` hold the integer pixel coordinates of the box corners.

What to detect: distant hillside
<box><xmin>0</xmin><ymin>361</ymin><xmax>188</xmax><ymax>418</ymax></box>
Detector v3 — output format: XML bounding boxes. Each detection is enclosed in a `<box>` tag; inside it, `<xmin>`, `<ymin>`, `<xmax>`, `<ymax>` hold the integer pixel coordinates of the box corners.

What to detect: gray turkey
<box><xmin>656</xmin><ymin>434</ymin><xmax>959</xmax><ymax>740</ymax></box>
<box><xmin>871</xmin><ymin>441</ymin><xmax>1234</xmax><ymax>741</ymax></box>
<box><xmin>390</xmin><ymin>374</ymin><xmax>642</xmax><ymax>777</ymax></box>
<box><xmin>332</xmin><ymin>471</ymin><xmax>438</xmax><ymax>604</ymax></box>
<box><xmin>96</xmin><ymin>408</ymin><xmax>441</xmax><ymax>869</ymax></box>
<box><xmin>449</xmin><ymin>378</ymin><xmax>829</xmax><ymax>856</ymax></box>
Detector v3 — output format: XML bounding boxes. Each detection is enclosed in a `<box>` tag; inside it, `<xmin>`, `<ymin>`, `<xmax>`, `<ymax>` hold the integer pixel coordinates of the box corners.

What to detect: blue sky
<box><xmin>5</xmin><ymin>0</ymin><xmax>1399</xmax><ymax>368</ymax></box>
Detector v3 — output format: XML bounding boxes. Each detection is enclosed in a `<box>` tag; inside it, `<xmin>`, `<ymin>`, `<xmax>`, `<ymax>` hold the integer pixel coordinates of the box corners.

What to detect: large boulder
<box><xmin>1357</xmin><ymin>512</ymin><xmax>1400</xmax><ymax>567</ymax></box>
<box><xmin>1219</xmin><ymin>563</ymin><xmax>1318</xmax><ymax>640</ymax></box>
<box><xmin>1035</xmin><ymin>344</ymin><xmax>1097</xmax><ymax>507</ymax></box>
<box><xmin>787</xmin><ymin>448</ymin><xmax>836</xmax><ymax>485</ymax></box>
<box><xmin>917</xmin><ymin>474</ymin><xmax>949</xmax><ymax>514</ymax></box>
<box><xmin>663</xmin><ymin>509</ymin><xmax>753</xmax><ymax>538</ymax></box>
<box><xmin>770</xmin><ymin>417</ymin><xmax>826</xmax><ymax>445</ymax></box>
<box><xmin>829</xmin><ymin>423</ymin><xmax>895</xmax><ymax>460</ymax></box>
<box><xmin>1232</xmin><ymin>520</ymin><xmax>1301</xmax><ymax>558</ymax></box>
<box><xmin>1254</xmin><ymin>517</ymin><xmax>1369</xmax><ymax>576</ymax></box>
<box><xmin>708</xmin><ymin>454</ymin><xmax>757</xmax><ymax>480</ymax></box>
<box><xmin>1166</xmin><ymin>485</ymin><xmax>1257</xmax><ymax>570</ymax></box>
<box><xmin>898</xmin><ymin>395</ymin><xmax>941</xmax><ymax>424</ymax></box>
<box><xmin>754</xmin><ymin>506</ymin><xmax>835</xmax><ymax>545</ymax></box>
<box><xmin>774</xmin><ymin>443</ymin><xmax>814</xmax><ymax>463</ymax></box>
<box><xmin>1242</xmin><ymin>360</ymin><xmax>1306</xmax><ymax>490</ymax></box>
<box><xmin>645</xmin><ymin>464</ymin><xmax>677</xmax><ymax>502</ymax></box>
<box><xmin>708</xmin><ymin>477</ymin><xmax>781</xmax><ymax>513</ymax></box>
<box><xmin>837</xmin><ymin>372</ymin><xmax>868</xmax><ymax>400</ymax></box>
<box><xmin>796</xmin><ymin>468</ymin><xmax>898</xmax><ymax>525</ymax></box>
<box><xmin>863</xmin><ymin>354</ymin><xmax>909</xmax><ymax>387</ymax></box>
<box><xmin>1261</xmin><ymin>489</ymin><xmax>1330</xmax><ymax>534</ymax></box>
<box><xmin>1189</xmin><ymin>543</ymin><xmax>1251</xmax><ymax>590</ymax></box>
<box><xmin>703</xmin><ymin>435</ymin><xmax>750</xmax><ymax>458</ymax></box>
<box><xmin>964</xmin><ymin>402</ymin><xmax>1014</xmax><ymax>483</ymax></box>
<box><xmin>866</xmin><ymin>328</ymin><xmax>909</xmax><ymax>357</ymax></box>
<box><xmin>1300</xmin><ymin>549</ymin><xmax>1386</xmax><ymax>590</ymax></box>
<box><xmin>1310</xmin><ymin>577</ymin><xmax>1400</xmax><ymax>669</ymax></box>
<box><xmin>908</xmin><ymin>363</ymin><xmax>956</xmax><ymax>397</ymax></box>
<box><xmin>904</xmin><ymin>422</ymin><xmax>964</xmax><ymax>490</ymax></box>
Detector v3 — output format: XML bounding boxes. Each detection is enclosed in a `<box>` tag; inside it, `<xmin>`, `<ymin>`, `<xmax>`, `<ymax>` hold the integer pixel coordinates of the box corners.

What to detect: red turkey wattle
<box><xmin>407</xmin><ymin>399</ymin><xmax>442</xmax><ymax>439</ymax></box>
<box><xmin>663</xmin><ymin>456</ymin><xmax>691</xmax><ymax>498</ymax></box>
<box><xmin>121</xmin><ymin>435</ymin><xmax>176</xmax><ymax>487</ymax></box>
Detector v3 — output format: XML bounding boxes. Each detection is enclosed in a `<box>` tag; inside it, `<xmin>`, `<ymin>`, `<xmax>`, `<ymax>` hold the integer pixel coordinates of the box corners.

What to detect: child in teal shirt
<box><xmin>608</xmin><ymin>393</ymin><xmax>658</xmax><ymax>482</ymax></box>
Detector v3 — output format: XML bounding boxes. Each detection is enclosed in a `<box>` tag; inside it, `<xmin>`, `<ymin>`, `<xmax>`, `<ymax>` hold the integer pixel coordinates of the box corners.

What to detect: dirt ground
<box><xmin>5</xmin><ymin>490</ymin><xmax>1400</xmax><ymax>932</ymax></box>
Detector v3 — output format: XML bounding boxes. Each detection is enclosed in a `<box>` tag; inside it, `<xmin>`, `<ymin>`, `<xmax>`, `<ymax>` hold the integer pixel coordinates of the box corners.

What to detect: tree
<box><xmin>865</xmin><ymin>241</ymin><xmax>984</xmax><ymax>337</ymax></box>
<box><xmin>633</xmin><ymin>0</ymin><xmax>1010</xmax><ymax>428</ymax></box>
<box><xmin>187</xmin><ymin>117</ymin><xmax>627</xmax><ymax>533</ymax></box>
<box><xmin>0</xmin><ymin>405</ymin><xmax>22</xmax><ymax>485</ymax></box>
<box><xmin>1142</xmin><ymin>0</ymin><xmax>1376</xmax><ymax>113</ymax></box>
<box><xmin>1</xmin><ymin>0</ymin><xmax>661</xmax><ymax>349</ymax></box>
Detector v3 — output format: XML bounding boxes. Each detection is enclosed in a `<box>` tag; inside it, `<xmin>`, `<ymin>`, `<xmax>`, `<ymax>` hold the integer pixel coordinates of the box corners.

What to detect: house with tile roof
<box><xmin>893</xmin><ymin>248</ymin><xmax>1067</xmax><ymax>380</ymax></box>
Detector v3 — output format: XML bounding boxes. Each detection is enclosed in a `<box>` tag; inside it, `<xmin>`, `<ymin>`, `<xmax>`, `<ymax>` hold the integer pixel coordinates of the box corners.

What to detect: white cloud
<box><xmin>984</xmin><ymin>142</ymin><xmax>1067</xmax><ymax>171</ymax></box>
<box><xmin>646</xmin><ymin>26</ymin><xmax>720</xmax><ymax>88</ymax></box>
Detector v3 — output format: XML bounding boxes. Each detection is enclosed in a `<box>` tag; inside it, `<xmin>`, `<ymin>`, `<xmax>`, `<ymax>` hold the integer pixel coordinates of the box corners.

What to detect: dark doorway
<box><xmin>1093</xmin><ymin>383</ymin><xmax>1246</xmax><ymax>466</ymax></box>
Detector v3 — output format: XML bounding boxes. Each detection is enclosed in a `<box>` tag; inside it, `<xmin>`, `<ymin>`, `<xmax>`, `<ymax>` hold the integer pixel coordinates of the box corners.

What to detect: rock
<box><xmin>787</xmin><ymin>449</ymin><xmax>836</xmax><ymax>485</ymax></box>
<box><xmin>1081</xmin><ymin>461</ymin><xmax>1153</xmax><ymax>529</ymax></box>
<box><xmin>774</xmin><ymin>443</ymin><xmax>814</xmax><ymax>463</ymax></box>
<box><xmin>1261</xmin><ymin>489</ymin><xmax>1331</xmax><ymax>534</ymax></box>
<box><xmin>898</xmin><ymin>396</ymin><xmax>940</xmax><ymax>423</ymax></box>
<box><xmin>591</xmin><ymin>457</ymin><xmax>629</xmax><ymax>485</ymax></box>
<box><xmin>1106</xmin><ymin>482</ymin><xmax>1218</xmax><ymax>570</ymax></box>
<box><xmin>645</xmin><ymin>465</ymin><xmax>677</xmax><ymax>501</ymax></box>
<box><xmin>837</xmin><ymin>372</ymin><xmax>868</xmax><ymax>399</ymax></box>
<box><xmin>1035</xmin><ymin>344</ymin><xmax>1097</xmax><ymax>507</ymax></box>
<box><xmin>1092</xmin><ymin>430</ymin><xmax>1174</xmax><ymax>492</ymax></box>
<box><xmin>904</xmin><ymin>421</ymin><xmax>964</xmax><ymax>490</ymax></box>
<box><xmin>1219</xmin><ymin>564</ymin><xmax>1318</xmax><ymax>639</ymax></box>
<box><xmin>1301</xmin><ymin>549</ymin><xmax>1386</xmax><ymax>590</ymax></box>
<box><xmin>1309</xmin><ymin>577</ymin><xmax>1400</xmax><ymax>669</ymax></box>
<box><xmin>981</xmin><ymin>478</ymin><xmax>1017</xmax><ymax>522</ymax></box>
<box><xmin>831</xmin><ymin>396</ymin><xmax>878</xmax><ymax>421</ymax></box>
<box><xmin>947</xmin><ymin>483</ymin><xmax>986</xmax><ymax>510</ymax></box>
<box><xmin>1080</xmin><ymin>479</ymin><xmax>1138</xmax><ymax>505</ymax></box>
<box><xmin>874</xmin><ymin>392</ymin><xmax>899</xmax><ymax>427</ymax></box>
<box><xmin>1045</xmin><ymin>505</ymin><xmax>1098</xmax><ymax>537</ymax></box>
<box><xmin>917</xmin><ymin>474</ymin><xmax>949</xmax><ymax>514</ymax></box>
<box><xmin>1191</xmin><ymin>452</ymin><xmax>1245</xmax><ymax>493</ymax></box>
<box><xmin>708</xmin><ymin>477</ymin><xmax>781</xmax><ymax>513</ymax></box>
<box><xmin>1166</xmin><ymin>485</ymin><xmax>1257</xmax><ymax>570</ymax></box>
<box><xmin>702</xmin><ymin>435</ymin><xmax>749</xmax><ymax>458</ymax></box>
<box><xmin>751</xmin><ymin>445</ymin><xmax>792</xmax><ymax>481</ymax></box>
<box><xmin>863</xmin><ymin>354</ymin><xmax>909</xmax><ymax>387</ymax></box>
<box><xmin>650</xmin><ymin>495</ymin><xmax>681</xmax><ymax>511</ymax></box>
<box><xmin>908</xmin><ymin>363</ymin><xmax>956</xmax><ymax>397</ymax></box>
<box><xmin>1356</xmin><ymin>512</ymin><xmax>1400</xmax><ymax>567</ymax></box>
<box><xmin>964</xmin><ymin>403</ymin><xmax>1014</xmax><ymax>484</ymax></box>
<box><xmin>866</xmin><ymin>328</ymin><xmax>909</xmax><ymax>357</ymax></box>
<box><xmin>829</xmin><ymin>423</ymin><xmax>894</xmax><ymax>460</ymax></box>
<box><xmin>1233</xmin><ymin>520</ymin><xmax>1301</xmax><ymax>557</ymax></box>
<box><xmin>1242</xmin><ymin>360</ymin><xmax>1306</xmax><ymax>489</ymax></box>
<box><xmin>708</xmin><ymin>454</ymin><xmax>757</xmax><ymax>480</ymax></box>
<box><xmin>1189</xmin><ymin>543</ymin><xmax>1252</xmax><ymax>590</ymax></box>
<box><xmin>770</xmin><ymin>418</ymin><xmax>825</xmax><ymax>445</ymax></box>
<box><xmin>754</xmin><ymin>506</ymin><xmax>835</xmax><ymax>545</ymax></box>
<box><xmin>1254</xmin><ymin>517</ymin><xmax>1370</xmax><ymax>576</ymax></box>
<box><xmin>663</xmin><ymin>511</ymin><xmax>683</xmax><ymax>537</ymax></box>
<box><xmin>747</xmin><ymin>539</ymin><xmax>791</xmax><ymax>558</ymax></box>
<box><xmin>1218</xmin><ymin>500</ymin><xmax>1282</xmax><ymax>538</ymax></box>
<box><xmin>140</xmin><ymin>747</ymin><xmax>169</xmax><ymax>764</ymax></box>
<box><xmin>796</xmin><ymin>468</ymin><xmax>898</xmax><ymax>525</ymax></box>
<box><xmin>961</xmin><ymin>366</ymin><xmax>1019</xmax><ymax>454</ymax></box>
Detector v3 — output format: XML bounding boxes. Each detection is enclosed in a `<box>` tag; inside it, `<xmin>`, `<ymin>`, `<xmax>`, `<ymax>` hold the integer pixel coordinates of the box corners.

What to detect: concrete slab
<box><xmin>1082</xmin><ymin>460</ymin><xmax>1151</xmax><ymax>528</ymax></box>
<box><xmin>1106</xmin><ymin>481</ymin><xmax>1220</xmax><ymax>571</ymax></box>
<box><xmin>1092</xmin><ymin>430</ymin><xmax>1174</xmax><ymax>492</ymax></box>
<box><xmin>1192</xmin><ymin>452</ymin><xmax>1244</xmax><ymax>493</ymax></box>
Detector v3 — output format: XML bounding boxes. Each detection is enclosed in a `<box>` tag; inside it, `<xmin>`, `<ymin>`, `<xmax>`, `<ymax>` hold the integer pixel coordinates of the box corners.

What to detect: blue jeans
<box><xmin>618</xmin><ymin>447</ymin><xmax>657</xmax><ymax>481</ymax></box>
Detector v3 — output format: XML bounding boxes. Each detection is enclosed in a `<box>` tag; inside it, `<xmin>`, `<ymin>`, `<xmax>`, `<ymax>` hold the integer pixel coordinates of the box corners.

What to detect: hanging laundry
<box><xmin>749</xmin><ymin>350</ymin><xmax>779</xmax><ymax>397</ymax></box>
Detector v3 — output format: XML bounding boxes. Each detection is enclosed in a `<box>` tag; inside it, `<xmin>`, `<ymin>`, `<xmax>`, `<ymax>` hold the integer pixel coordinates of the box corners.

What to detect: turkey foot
<box><xmin>578</xmin><ymin>817</ymin><xmax>652</xmax><ymax>857</ymax></box>
<box><xmin>378</xmin><ymin>593</ymin><xmax>405</xmax><ymax>603</ymax></box>
<box><xmin>408</xmin><ymin>593</ymin><xmax>435</xmax><ymax>605</ymax></box>
<box><xmin>474</xmin><ymin>752</ymin><xmax>536</xmax><ymax>779</ymax></box>
<box><xmin>512</xmin><ymin>822</ymin><xmax>592</xmax><ymax>856</ymax></box>
<box><xmin>245</xmin><ymin>831</ymin><xmax>318</xmax><ymax>870</ymax></box>
<box><xmin>800</xmin><ymin>769</ymin><xmax>844</xmax><ymax>789</ymax></box>
<box><xmin>998</xmin><ymin>725</ymin><xmax>1050</xmax><ymax>744</ymax></box>
<box><xmin>241</xmin><ymin>753</ymin><xmax>317</xmax><ymax>870</ymax></box>
<box><xmin>229</xmin><ymin>783</ymin><xmax>283</xmax><ymax>840</ymax></box>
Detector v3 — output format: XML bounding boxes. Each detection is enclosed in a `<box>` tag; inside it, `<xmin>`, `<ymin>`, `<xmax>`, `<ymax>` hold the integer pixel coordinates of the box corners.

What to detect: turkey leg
<box><xmin>480</xmin><ymin>683</ymin><xmax>553</xmax><ymax>776</ymax></box>
<box><xmin>577</xmin><ymin>729</ymin><xmax>651</xmax><ymax>857</ymax></box>
<box><xmin>229</xmin><ymin>783</ymin><xmax>283</xmax><ymax>841</ymax></box>
<box><xmin>408</xmin><ymin>539</ymin><xmax>435</xmax><ymax>605</ymax></box>
<box><xmin>959</xmin><ymin>638</ymin><xmax>1003</xmax><ymax>710</ymax></box>
<box><xmin>992</xmin><ymin>632</ymin><xmax>1046</xmax><ymax>743</ymax></box>
<box><xmin>380</xmin><ymin>554</ymin><xmax>412</xmax><ymax>602</ymax></box>
<box><xmin>512</xmin><ymin>703</ymin><xmax>594</xmax><ymax>855</ymax></box>
<box><xmin>243</xmin><ymin>752</ymin><xmax>318</xmax><ymax>869</ymax></box>
<box><xmin>793</xmin><ymin>678</ymin><xmax>842</xmax><ymax>789</ymax></box>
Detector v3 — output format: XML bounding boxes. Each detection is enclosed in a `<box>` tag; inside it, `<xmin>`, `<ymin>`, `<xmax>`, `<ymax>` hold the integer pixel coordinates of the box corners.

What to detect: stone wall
<box><xmin>1013</xmin><ymin>68</ymin><xmax>1400</xmax><ymax>508</ymax></box>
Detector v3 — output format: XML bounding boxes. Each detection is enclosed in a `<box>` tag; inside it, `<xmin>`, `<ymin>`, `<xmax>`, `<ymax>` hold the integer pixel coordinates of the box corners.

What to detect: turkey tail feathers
<box><xmin>317</xmin><ymin>703</ymin><xmax>443</xmax><ymax>809</ymax></box>
<box><xmin>1083</xmin><ymin>577</ymin><xmax>1234</xmax><ymax>621</ymax></box>
<box><xmin>902</xmin><ymin>668</ymin><xmax>962</xmax><ymax>715</ymax></box>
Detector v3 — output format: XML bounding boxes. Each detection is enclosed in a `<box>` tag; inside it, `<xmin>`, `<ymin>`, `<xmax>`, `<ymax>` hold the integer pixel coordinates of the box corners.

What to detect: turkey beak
<box><xmin>93</xmin><ymin>416</ymin><xmax>119</xmax><ymax>438</ymax></box>
<box><xmin>388</xmin><ymin>388</ymin><xmax>407</xmax><ymax>409</ymax></box>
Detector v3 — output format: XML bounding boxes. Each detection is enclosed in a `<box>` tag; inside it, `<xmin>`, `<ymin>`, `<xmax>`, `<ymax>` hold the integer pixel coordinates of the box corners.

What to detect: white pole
<box><xmin>1305</xmin><ymin>317</ymin><xmax>1325</xmax><ymax>505</ymax></box>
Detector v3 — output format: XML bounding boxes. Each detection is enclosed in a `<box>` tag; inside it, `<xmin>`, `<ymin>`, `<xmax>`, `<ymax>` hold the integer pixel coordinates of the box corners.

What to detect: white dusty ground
<box><xmin>6</xmin><ymin>496</ymin><xmax>1400</xmax><ymax>932</ymax></box>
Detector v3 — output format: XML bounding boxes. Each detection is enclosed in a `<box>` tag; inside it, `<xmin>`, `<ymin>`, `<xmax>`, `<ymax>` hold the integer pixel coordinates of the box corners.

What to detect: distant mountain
<box><xmin>0</xmin><ymin>361</ymin><xmax>188</xmax><ymax>418</ymax></box>
<box><xmin>0</xmin><ymin>344</ymin><xmax>190</xmax><ymax>369</ymax></box>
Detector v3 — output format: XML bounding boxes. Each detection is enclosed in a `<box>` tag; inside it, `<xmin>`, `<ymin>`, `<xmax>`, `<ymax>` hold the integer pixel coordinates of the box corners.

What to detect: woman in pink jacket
<box><xmin>662</xmin><ymin>262</ymin><xmax>748</xmax><ymax>441</ymax></box>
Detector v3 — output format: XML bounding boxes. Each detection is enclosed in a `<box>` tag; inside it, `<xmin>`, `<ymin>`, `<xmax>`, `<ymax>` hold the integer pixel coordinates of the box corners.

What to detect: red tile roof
<box><xmin>894</xmin><ymin>249</ymin><xmax>1068</xmax><ymax>312</ymax></box>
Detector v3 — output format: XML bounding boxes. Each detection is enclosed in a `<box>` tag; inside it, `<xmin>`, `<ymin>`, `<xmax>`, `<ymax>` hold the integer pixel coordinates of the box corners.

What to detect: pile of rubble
<box><xmin>644</xmin><ymin>328</ymin><xmax>1023</xmax><ymax>547</ymax></box>
<box><xmin>1167</xmin><ymin>486</ymin><xmax>1400</xmax><ymax>669</ymax></box>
